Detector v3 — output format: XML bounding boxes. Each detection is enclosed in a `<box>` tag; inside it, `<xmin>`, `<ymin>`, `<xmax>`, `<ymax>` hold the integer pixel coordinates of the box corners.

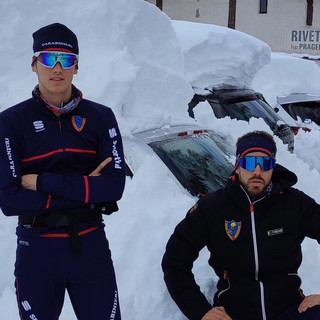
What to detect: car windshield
<box><xmin>282</xmin><ymin>103</ymin><xmax>320</xmax><ymax>125</ymax></box>
<box><xmin>149</xmin><ymin>132</ymin><xmax>234</xmax><ymax>197</ymax></box>
<box><xmin>218</xmin><ymin>99</ymin><xmax>282</xmax><ymax>129</ymax></box>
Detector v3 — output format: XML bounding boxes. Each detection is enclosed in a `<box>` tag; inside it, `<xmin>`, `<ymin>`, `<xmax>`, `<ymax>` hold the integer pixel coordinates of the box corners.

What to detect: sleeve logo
<box><xmin>5</xmin><ymin>138</ymin><xmax>17</xmax><ymax>177</ymax></box>
<box><xmin>109</xmin><ymin>128</ymin><xmax>117</xmax><ymax>138</ymax></box>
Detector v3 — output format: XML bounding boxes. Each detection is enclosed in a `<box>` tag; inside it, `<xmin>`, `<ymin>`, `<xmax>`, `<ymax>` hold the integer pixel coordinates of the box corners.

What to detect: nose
<box><xmin>53</xmin><ymin>61</ymin><xmax>63</xmax><ymax>72</ymax></box>
<box><xmin>252</xmin><ymin>164</ymin><xmax>262</xmax><ymax>174</ymax></box>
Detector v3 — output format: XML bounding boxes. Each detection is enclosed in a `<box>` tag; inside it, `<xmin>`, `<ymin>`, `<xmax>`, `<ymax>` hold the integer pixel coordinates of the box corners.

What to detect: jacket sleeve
<box><xmin>36</xmin><ymin>109</ymin><xmax>126</xmax><ymax>204</ymax></box>
<box><xmin>162</xmin><ymin>200</ymin><xmax>213</xmax><ymax>320</ymax></box>
<box><xmin>0</xmin><ymin>114</ymin><xmax>82</xmax><ymax>216</ymax></box>
<box><xmin>299</xmin><ymin>190</ymin><xmax>320</xmax><ymax>243</ymax></box>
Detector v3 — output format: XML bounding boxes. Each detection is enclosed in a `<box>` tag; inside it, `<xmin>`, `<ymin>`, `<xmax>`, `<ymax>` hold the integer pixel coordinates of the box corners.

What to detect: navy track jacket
<box><xmin>0</xmin><ymin>89</ymin><xmax>126</xmax><ymax>217</ymax></box>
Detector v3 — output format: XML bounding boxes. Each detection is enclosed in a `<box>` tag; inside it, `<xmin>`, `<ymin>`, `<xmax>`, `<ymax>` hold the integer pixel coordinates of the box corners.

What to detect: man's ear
<box><xmin>235</xmin><ymin>167</ymin><xmax>239</xmax><ymax>174</ymax></box>
<box><xmin>32</xmin><ymin>62</ymin><xmax>37</xmax><ymax>73</ymax></box>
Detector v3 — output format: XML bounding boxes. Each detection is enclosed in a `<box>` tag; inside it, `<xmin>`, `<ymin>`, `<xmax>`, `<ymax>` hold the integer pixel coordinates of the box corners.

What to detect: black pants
<box><xmin>276</xmin><ymin>304</ymin><xmax>320</xmax><ymax>320</ymax></box>
<box><xmin>229</xmin><ymin>304</ymin><xmax>320</xmax><ymax>320</ymax></box>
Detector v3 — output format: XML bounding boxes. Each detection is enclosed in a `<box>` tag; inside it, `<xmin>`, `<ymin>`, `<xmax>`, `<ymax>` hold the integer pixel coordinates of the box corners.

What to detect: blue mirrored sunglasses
<box><xmin>34</xmin><ymin>51</ymin><xmax>78</xmax><ymax>69</ymax></box>
<box><xmin>238</xmin><ymin>156</ymin><xmax>275</xmax><ymax>171</ymax></box>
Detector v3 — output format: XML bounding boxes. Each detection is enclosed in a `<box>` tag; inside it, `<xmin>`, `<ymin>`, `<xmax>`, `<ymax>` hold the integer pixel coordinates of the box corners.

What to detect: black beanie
<box><xmin>32</xmin><ymin>23</ymin><xmax>79</xmax><ymax>54</ymax></box>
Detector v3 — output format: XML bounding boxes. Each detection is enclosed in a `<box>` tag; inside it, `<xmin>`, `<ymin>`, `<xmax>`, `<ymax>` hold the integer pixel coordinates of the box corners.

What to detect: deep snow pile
<box><xmin>0</xmin><ymin>0</ymin><xmax>194</xmax><ymax>135</ymax></box>
<box><xmin>252</xmin><ymin>52</ymin><xmax>320</xmax><ymax>107</ymax></box>
<box><xmin>172</xmin><ymin>20</ymin><xmax>271</xmax><ymax>91</ymax></box>
<box><xmin>0</xmin><ymin>1</ymin><xmax>320</xmax><ymax>320</ymax></box>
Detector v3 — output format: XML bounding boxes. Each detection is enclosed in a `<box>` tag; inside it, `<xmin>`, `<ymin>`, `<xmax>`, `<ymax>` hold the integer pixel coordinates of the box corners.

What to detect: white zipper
<box><xmin>241</xmin><ymin>185</ymin><xmax>267</xmax><ymax>320</ymax></box>
<box><xmin>217</xmin><ymin>271</ymin><xmax>231</xmax><ymax>299</ymax></box>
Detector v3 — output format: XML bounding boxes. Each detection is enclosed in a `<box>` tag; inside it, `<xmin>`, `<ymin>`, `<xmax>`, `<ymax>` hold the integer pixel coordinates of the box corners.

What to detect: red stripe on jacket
<box><xmin>22</xmin><ymin>149</ymin><xmax>97</xmax><ymax>162</ymax></box>
<box><xmin>84</xmin><ymin>176</ymin><xmax>89</xmax><ymax>203</ymax></box>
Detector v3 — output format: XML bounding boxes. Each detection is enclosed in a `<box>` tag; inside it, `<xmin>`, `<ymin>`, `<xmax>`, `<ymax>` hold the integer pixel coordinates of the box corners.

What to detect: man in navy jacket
<box><xmin>0</xmin><ymin>23</ymin><xmax>125</xmax><ymax>320</ymax></box>
<box><xmin>162</xmin><ymin>131</ymin><xmax>320</xmax><ymax>320</ymax></box>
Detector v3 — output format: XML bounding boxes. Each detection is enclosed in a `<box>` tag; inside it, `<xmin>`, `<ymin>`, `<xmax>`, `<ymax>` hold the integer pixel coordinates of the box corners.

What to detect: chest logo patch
<box><xmin>33</xmin><ymin>120</ymin><xmax>45</xmax><ymax>132</ymax></box>
<box><xmin>72</xmin><ymin>116</ymin><xmax>86</xmax><ymax>132</ymax></box>
<box><xmin>225</xmin><ymin>220</ymin><xmax>242</xmax><ymax>241</ymax></box>
<box><xmin>267</xmin><ymin>228</ymin><xmax>283</xmax><ymax>236</ymax></box>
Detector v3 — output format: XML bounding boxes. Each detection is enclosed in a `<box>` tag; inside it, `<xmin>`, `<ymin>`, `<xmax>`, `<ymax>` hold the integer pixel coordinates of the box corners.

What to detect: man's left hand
<box><xmin>89</xmin><ymin>157</ymin><xmax>112</xmax><ymax>176</ymax></box>
<box><xmin>298</xmin><ymin>294</ymin><xmax>320</xmax><ymax>313</ymax></box>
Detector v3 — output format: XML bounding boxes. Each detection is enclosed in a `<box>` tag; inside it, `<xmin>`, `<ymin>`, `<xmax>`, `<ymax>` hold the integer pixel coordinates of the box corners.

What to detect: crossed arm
<box><xmin>21</xmin><ymin>157</ymin><xmax>112</xmax><ymax>191</ymax></box>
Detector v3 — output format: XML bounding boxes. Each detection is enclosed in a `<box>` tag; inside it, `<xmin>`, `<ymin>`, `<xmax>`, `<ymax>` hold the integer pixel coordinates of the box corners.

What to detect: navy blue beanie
<box><xmin>236</xmin><ymin>134</ymin><xmax>276</xmax><ymax>164</ymax></box>
<box><xmin>33</xmin><ymin>23</ymin><xmax>79</xmax><ymax>54</ymax></box>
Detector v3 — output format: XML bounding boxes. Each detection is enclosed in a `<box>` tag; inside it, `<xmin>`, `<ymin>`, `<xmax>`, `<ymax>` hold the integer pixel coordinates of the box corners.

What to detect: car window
<box><xmin>149</xmin><ymin>132</ymin><xmax>234</xmax><ymax>197</ymax></box>
<box><xmin>282</xmin><ymin>103</ymin><xmax>320</xmax><ymax>125</ymax></box>
<box><xmin>218</xmin><ymin>99</ymin><xmax>282</xmax><ymax>129</ymax></box>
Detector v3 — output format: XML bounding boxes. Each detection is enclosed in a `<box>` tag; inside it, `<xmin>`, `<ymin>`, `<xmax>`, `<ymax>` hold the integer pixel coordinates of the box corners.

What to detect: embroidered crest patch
<box><xmin>225</xmin><ymin>220</ymin><xmax>241</xmax><ymax>241</ymax></box>
<box><xmin>72</xmin><ymin>116</ymin><xmax>86</xmax><ymax>132</ymax></box>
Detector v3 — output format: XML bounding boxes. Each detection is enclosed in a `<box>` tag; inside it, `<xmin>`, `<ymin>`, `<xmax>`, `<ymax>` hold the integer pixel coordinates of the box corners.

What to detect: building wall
<box><xmin>144</xmin><ymin>0</ymin><xmax>320</xmax><ymax>57</ymax></box>
<box><xmin>145</xmin><ymin>0</ymin><xmax>229</xmax><ymax>26</ymax></box>
<box><xmin>237</xmin><ymin>0</ymin><xmax>320</xmax><ymax>55</ymax></box>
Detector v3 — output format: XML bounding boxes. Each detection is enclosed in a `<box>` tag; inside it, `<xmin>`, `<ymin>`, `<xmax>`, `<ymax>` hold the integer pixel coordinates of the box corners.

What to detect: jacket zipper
<box><xmin>241</xmin><ymin>186</ymin><xmax>267</xmax><ymax>320</ymax></box>
<box><xmin>217</xmin><ymin>271</ymin><xmax>231</xmax><ymax>299</ymax></box>
<box><xmin>57</xmin><ymin>117</ymin><xmax>65</xmax><ymax>152</ymax></box>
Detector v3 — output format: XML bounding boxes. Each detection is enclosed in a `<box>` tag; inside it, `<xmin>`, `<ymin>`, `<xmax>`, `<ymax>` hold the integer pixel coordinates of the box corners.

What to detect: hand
<box><xmin>202</xmin><ymin>307</ymin><xmax>232</xmax><ymax>320</ymax></box>
<box><xmin>21</xmin><ymin>174</ymin><xmax>38</xmax><ymax>191</ymax></box>
<box><xmin>89</xmin><ymin>157</ymin><xmax>112</xmax><ymax>176</ymax></box>
<box><xmin>298</xmin><ymin>294</ymin><xmax>320</xmax><ymax>313</ymax></box>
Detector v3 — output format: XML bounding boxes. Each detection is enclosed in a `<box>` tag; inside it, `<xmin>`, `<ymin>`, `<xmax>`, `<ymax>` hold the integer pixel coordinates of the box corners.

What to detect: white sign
<box><xmin>287</xmin><ymin>29</ymin><xmax>320</xmax><ymax>54</ymax></box>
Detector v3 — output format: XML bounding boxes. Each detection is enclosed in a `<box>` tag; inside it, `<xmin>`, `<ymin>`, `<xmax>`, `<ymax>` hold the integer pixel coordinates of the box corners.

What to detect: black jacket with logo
<box><xmin>162</xmin><ymin>164</ymin><xmax>320</xmax><ymax>320</ymax></box>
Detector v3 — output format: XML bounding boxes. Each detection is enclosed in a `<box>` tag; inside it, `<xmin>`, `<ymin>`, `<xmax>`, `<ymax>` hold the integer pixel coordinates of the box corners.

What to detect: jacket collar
<box><xmin>32</xmin><ymin>84</ymin><xmax>83</xmax><ymax>114</ymax></box>
<box><xmin>227</xmin><ymin>164</ymin><xmax>297</xmax><ymax>205</ymax></box>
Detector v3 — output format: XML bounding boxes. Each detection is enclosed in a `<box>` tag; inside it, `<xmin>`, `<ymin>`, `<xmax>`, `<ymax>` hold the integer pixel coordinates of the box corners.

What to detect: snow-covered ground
<box><xmin>0</xmin><ymin>1</ymin><xmax>320</xmax><ymax>319</ymax></box>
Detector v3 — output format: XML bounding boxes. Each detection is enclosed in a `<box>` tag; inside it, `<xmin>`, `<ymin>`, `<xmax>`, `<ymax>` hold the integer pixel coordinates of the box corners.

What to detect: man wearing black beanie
<box><xmin>162</xmin><ymin>130</ymin><xmax>320</xmax><ymax>320</ymax></box>
<box><xmin>0</xmin><ymin>23</ymin><xmax>125</xmax><ymax>320</ymax></box>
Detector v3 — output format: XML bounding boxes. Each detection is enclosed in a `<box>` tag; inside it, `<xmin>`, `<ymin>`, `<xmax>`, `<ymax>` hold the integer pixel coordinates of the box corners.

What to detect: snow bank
<box><xmin>172</xmin><ymin>20</ymin><xmax>271</xmax><ymax>90</ymax></box>
<box><xmin>0</xmin><ymin>0</ymin><xmax>194</xmax><ymax>134</ymax></box>
<box><xmin>252</xmin><ymin>53</ymin><xmax>320</xmax><ymax>107</ymax></box>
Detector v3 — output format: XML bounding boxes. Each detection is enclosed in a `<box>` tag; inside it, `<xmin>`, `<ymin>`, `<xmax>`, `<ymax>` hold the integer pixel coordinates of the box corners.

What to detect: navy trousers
<box><xmin>14</xmin><ymin>224</ymin><xmax>121</xmax><ymax>320</ymax></box>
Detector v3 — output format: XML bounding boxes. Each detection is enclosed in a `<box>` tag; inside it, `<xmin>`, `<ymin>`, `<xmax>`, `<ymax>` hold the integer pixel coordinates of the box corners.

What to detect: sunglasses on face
<box><xmin>238</xmin><ymin>156</ymin><xmax>275</xmax><ymax>172</ymax></box>
<box><xmin>34</xmin><ymin>51</ymin><xmax>78</xmax><ymax>69</ymax></box>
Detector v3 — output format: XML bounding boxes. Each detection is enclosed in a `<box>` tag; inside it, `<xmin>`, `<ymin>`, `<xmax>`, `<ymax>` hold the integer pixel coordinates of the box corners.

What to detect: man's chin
<box><xmin>248</xmin><ymin>186</ymin><xmax>265</xmax><ymax>198</ymax></box>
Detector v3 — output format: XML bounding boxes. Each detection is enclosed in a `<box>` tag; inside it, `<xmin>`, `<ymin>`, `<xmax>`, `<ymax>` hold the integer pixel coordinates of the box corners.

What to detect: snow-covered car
<box><xmin>188</xmin><ymin>87</ymin><xmax>295</xmax><ymax>152</ymax></box>
<box><xmin>275</xmin><ymin>93</ymin><xmax>320</xmax><ymax>130</ymax></box>
<box><xmin>123</xmin><ymin>124</ymin><xmax>234</xmax><ymax>197</ymax></box>
<box><xmin>171</xmin><ymin>21</ymin><xmax>296</xmax><ymax>149</ymax></box>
